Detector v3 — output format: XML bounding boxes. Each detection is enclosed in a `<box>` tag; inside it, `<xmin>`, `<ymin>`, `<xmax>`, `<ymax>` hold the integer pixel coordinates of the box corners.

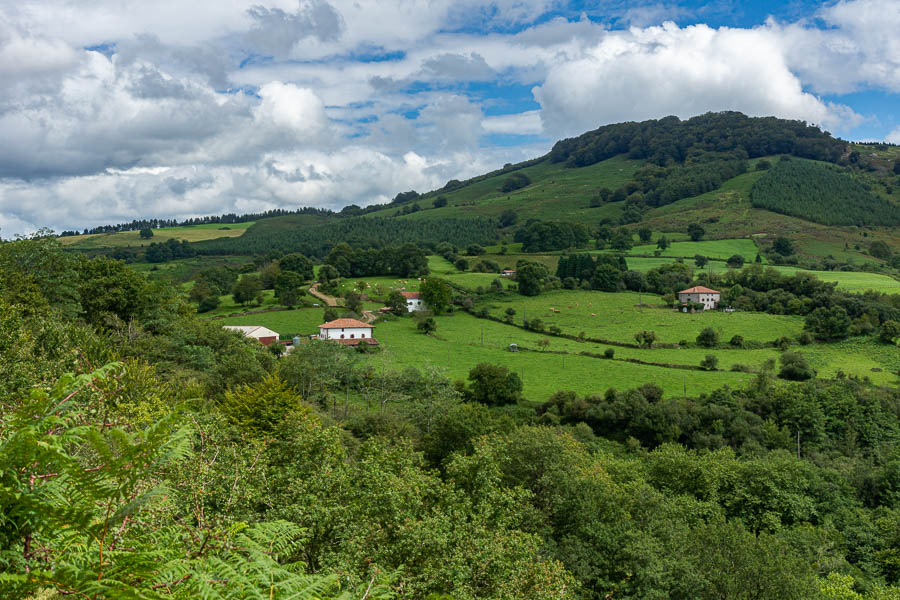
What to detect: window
<box><xmin>350</xmin><ymin>334</ymin><xmax>354</xmax><ymax>339</ymax></box>
<box><xmin>341</xmin><ymin>334</ymin><xmax>345</xmax><ymax>339</ymax></box>
<box><xmin>361</xmin><ymin>333</ymin><xmax>366</xmax><ymax>338</ymax></box>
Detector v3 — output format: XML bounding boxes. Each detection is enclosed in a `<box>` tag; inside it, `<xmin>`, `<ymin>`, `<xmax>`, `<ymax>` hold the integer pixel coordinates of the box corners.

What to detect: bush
<box><xmin>696</xmin><ymin>327</ymin><xmax>719</xmax><ymax>347</ymax></box>
<box><xmin>603</xmin><ymin>348</ymin><xmax>615</xmax><ymax>359</ymax></box>
<box><xmin>454</xmin><ymin>257</ymin><xmax>469</xmax><ymax>271</ymax></box>
<box><xmin>417</xmin><ymin>317</ymin><xmax>437</xmax><ymax>334</ymax></box>
<box><xmin>700</xmin><ymin>354</ymin><xmax>719</xmax><ymax>371</ymax></box>
<box><xmin>729</xmin><ymin>335</ymin><xmax>744</xmax><ymax>347</ymax></box>
<box><xmin>500</xmin><ymin>172</ymin><xmax>531</xmax><ymax>192</ymax></box>
<box><xmin>778</xmin><ymin>351</ymin><xmax>814</xmax><ymax>380</ymax></box>
<box><xmin>726</xmin><ymin>254</ymin><xmax>745</xmax><ymax>268</ymax></box>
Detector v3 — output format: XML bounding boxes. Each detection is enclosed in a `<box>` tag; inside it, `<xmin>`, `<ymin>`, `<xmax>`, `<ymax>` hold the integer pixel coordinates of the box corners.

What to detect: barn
<box><xmin>222</xmin><ymin>325</ymin><xmax>280</xmax><ymax>346</ymax></box>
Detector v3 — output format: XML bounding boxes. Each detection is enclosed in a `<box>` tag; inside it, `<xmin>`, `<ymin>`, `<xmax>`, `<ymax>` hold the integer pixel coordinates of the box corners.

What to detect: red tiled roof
<box><xmin>400</xmin><ymin>291</ymin><xmax>421</xmax><ymax>298</ymax></box>
<box><xmin>333</xmin><ymin>338</ymin><xmax>379</xmax><ymax>346</ymax></box>
<box><xmin>318</xmin><ymin>318</ymin><xmax>373</xmax><ymax>329</ymax></box>
<box><xmin>678</xmin><ymin>286</ymin><xmax>721</xmax><ymax>295</ymax></box>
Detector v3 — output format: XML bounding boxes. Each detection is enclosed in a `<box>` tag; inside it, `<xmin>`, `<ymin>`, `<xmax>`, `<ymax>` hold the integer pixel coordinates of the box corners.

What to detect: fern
<box><xmin>0</xmin><ymin>365</ymin><xmax>395</xmax><ymax>600</ymax></box>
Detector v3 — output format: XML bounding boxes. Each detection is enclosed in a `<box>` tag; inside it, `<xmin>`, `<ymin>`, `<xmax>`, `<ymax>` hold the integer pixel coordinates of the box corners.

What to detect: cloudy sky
<box><xmin>1</xmin><ymin>0</ymin><xmax>899</xmax><ymax>236</ymax></box>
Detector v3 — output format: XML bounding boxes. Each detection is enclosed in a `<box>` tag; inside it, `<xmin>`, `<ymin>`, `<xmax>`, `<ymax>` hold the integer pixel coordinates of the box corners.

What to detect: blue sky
<box><xmin>0</xmin><ymin>0</ymin><xmax>898</xmax><ymax>235</ymax></box>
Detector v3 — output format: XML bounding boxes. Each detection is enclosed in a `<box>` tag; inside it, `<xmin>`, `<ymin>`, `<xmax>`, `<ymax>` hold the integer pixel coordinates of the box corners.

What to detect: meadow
<box><xmin>479</xmin><ymin>289</ymin><xmax>806</xmax><ymax>345</ymax></box>
<box><xmin>59</xmin><ymin>222</ymin><xmax>255</xmax><ymax>249</ymax></box>
<box><xmin>366</xmin><ymin>314</ymin><xmax>753</xmax><ymax>401</ymax></box>
<box><xmin>217</xmin><ymin>306</ymin><xmax>326</xmax><ymax>337</ymax></box>
<box><xmin>363</xmin><ymin>155</ymin><xmax>642</xmax><ymax>225</ymax></box>
<box><xmin>619</xmin><ymin>238</ymin><xmax>761</xmax><ymax>261</ymax></box>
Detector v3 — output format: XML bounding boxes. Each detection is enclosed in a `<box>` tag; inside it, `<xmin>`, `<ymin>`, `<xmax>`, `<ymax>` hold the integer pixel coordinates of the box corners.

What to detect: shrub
<box><xmin>700</xmin><ymin>354</ymin><xmax>719</xmax><ymax>371</ymax></box>
<box><xmin>778</xmin><ymin>351</ymin><xmax>814</xmax><ymax>380</ymax></box>
<box><xmin>417</xmin><ymin>317</ymin><xmax>437</xmax><ymax>334</ymax></box>
<box><xmin>696</xmin><ymin>327</ymin><xmax>719</xmax><ymax>347</ymax></box>
<box><xmin>729</xmin><ymin>335</ymin><xmax>744</xmax><ymax>347</ymax></box>
<box><xmin>603</xmin><ymin>348</ymin><xmax>615</xmax><ymax>359</ymax></box>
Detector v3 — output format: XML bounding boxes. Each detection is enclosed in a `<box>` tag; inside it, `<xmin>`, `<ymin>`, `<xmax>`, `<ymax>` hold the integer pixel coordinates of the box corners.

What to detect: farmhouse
<box><xmin>223</xmin><ymin>325</ymin><xmax>280</xmax><ymax>346</ymax></box>
<box><xmin>677</xmin><ymin>286</ymin><xmax>721</xmax><ymax>311</ymax></box>
<box><xmin>401</xmin><ymin>291</ymin><xmax>426</xmax><ymax>312</ymax></box>
<box><xmin>501</xmin><ymin>269</ymin><xmax>516</xmax><ymax>277</ymax></box>
<box><xmin>317</xmin><ymin>318</ymin><xmax>379</xmax><ymax>346</ymax></box>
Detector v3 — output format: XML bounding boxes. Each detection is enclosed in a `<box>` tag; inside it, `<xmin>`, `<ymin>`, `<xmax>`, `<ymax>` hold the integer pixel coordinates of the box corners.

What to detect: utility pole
<box><xmin>683</xmin><ymin>375</ymin><xmax>686</xmax><ymax>399</ymax></box>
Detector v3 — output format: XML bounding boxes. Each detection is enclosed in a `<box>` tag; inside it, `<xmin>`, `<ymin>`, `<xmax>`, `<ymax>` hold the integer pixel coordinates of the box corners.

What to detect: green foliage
<box><xmin>700</xmin><ymin>354</ymin><xmax>719</xmax><ymax>370</ymax></box>
<box><xmin>516</xmin><ymin>260</ymin><xmax>549</xmax><ymax>296</ymax></box>
<box><xmin>687</xmin><ymin>223</ymin><xmax>705</xmax><ymax>241</ymax></box>
<box><xmin>195</xmin><ymin>216</ymin><xmax>498</xmax><ymax>258</ymax></box>
<box><xmin>139</xmin><ymin>227</ymin><xmax>153</xmax><ymax>239</ymax></box>
<box><xmin>774</xmin><ymin>236</ymin><xmax>796</xmax><ymax>256</ymax></box>
<box><xmin>498</xmin><ymin>208</ymin><xmax>518</xmax><ymax>227</ymax></box>
<box><xmin>778</xmin><ymin>351</ymin><xmax>815</xmax><ymax>381</ymax></box>
<box><xmin>805</xmin><ymin>306</ymin><xmax>852</xmax><ymax>340</ymax></box>
<box><xmin>727</xmin><ymin>254</ymin><xmax>746</xmax><ymax>268</ymax></box>
<box><xmin>279</xmin><ymin>252</ymin><xmax>315</xmax><ymax>280</ymax></box>
<box><xmin>514</xmin><ymin>220</ymin><xmax>590</xmax><ymax>252</ymax></box>
<box><xmin>880</xmin><ymin>320</ymin><xmax>900</xmax><ymax>344</ymax></box>
<box><xmin>634</xmin><ymin>329</ymin><xmax>657</xmax><ymax>348</ymax></box>
<box><xmin>697</xmin><ymin>327</ymin><xmax>719</xmax><ymax>347</ymax></box>
<box><xmin>221</xmin><ymin>372</ymin><xmax>303</xmax><ymax>433</ymax></box>
<box><xmin>385</xmin><ymin>290</ymin><xmax>407</xmax><ymax>314</ymax></box>
<box><xmin>500</xmin><ymin>172</ymin><xmax>532</xmax><ymax>192</ymax></box>
<box><xmin>274</xmin><ymin>271</ymin><xmax>306</xmax><ymax>307</ymax></box>
<box><xmin>454</xmin><ymin>257</ymin><xmax>469</xmax><ymax>271</ymax></box>
<box><xmin>232</xmin><ymin>273</ymin><xmax>263</xmax><ymax>306</ymax></box>
<box><xmin>751</xmin><ymin>159</ymin><xmax>900</xmax><ymax>226</ymax></box>
<box><xmin>550</xmin><ymin>112</ymin><xmax>845</xmax><ymax>167</ymax></box>
<box><xmin>417</xmin><ymin>316</ymin><xmax>437</xmax><ymax>334</ymax></box>
<box><xmin>326</xmin><ymin>241</ymin><xmax>429</xmax><ymax>278</ymax></box>
<box><xmin>466</xmin><ymin>363</ymin><xmax>523</xmax><ymax>406</ymax></box>
<box><xmin>421</xmin><ymin>278</ymin><xmax>452</xmax><ymax>314</ymax></box>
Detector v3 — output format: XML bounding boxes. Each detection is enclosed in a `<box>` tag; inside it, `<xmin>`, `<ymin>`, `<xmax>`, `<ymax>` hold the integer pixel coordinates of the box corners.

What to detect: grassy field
<box><xmin>60</xmin><ymin>222</ymin><xmax>255</xmax><ymax>249</ymax></box>
<box><xmin>217</xmin><ymin>306</ymin><xmax>326</xmax><ymax>337</ymax></box>
<box><xmin>619</xmin><ymin>238</ymin><xmax>761</xmax><ymax>261</ymax></box>
<box><xmin>768</xmin><ymin>267</ymin><xmax>900</xmax><ymax>294</ymax></box>
<box><xmin>364</xmin><ymin>155</ymin><xmax>642</xmax><ymax>225</ymax></box>
<box><xmin>366</xmin><ymin>313</ymin><xmax>753</xmax><ymax>401</ymax></box>
<box><xmin>479</xmin><ymin>289</ymin><xmax>805</xmax><ymax>345</ymax></box>
<box><xmin>797</xmin><ymin>338</ymin><xmax>900</xmax><ymax>387</ymax></box>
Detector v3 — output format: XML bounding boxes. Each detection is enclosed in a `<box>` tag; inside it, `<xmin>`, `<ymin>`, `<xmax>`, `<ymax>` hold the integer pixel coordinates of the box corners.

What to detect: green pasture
<box><xmin>217</xmin><ymin>306</ymin><xmax>325</xmax><ymax>336</ymax></box>
<box><xmin>61</xmin><ymin>221</ymin><xmax>255</xmax><ymax>249</ymax></box>
<box><xmin>767</xmin><ymin>267</ymin><xmax>900</xmax><ymax>294</ymax></box>
<box><xmin>367</xmin><ymin>315</ymin><xmax>753</xmax><ymax>401</ymax></box>
<box><xmin>798</xmin><ymin>338</ymin><xmax>900</xmax><ymax>386</ymax></box>
<box><xmin>364</xmin><ymin>155</ymin><xmax>642</xmax><ymax>225</ymax></box>
<box><xmin>479</xmin><ymin>289</ymin><xmax>805</xmax><ymax>345</ymax></box>
<box><xmin>416</xmin><ymin>311</ymin><xmax>781</xmax><ymax>372</ymax></box>
<box><xmin>619</xmin><ymin>238</ymin><xmax>761</xmax><ymax>261</ymax></box>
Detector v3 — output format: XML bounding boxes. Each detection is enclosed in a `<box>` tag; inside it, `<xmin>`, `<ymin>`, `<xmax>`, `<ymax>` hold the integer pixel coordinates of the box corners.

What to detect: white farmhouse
<box><xmin>677</xmin><ymin>286</ymin><xmax>721</xmax><ymax>311</ymax></box>
<box><xmin>223</xmin><ymin>325</ymin><xmax>280</xmax><ymax>346</ymax></box>
<box><xmin>317</xmin><ymin>318</ymin><xmax>378</xmax><ymax>346</ymax></box>
<box><xmin>401</xmin><ymin>291</ymin><xmax>426</xmax><ymax>312</ymax></box>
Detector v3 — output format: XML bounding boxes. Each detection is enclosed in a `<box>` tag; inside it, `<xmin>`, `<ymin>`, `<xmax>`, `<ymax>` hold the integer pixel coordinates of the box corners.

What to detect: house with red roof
<box><xmin>400</xmin><ymin>291</ymin><xmax>425</xmax><ymax>312</ymax></box>
<box><xmin>317</xmin><ymin>318</ymin><xmax>378</xmax><ymax>346</ymax></box>
<box><xmin>677</xmin><ymin>286</ymin><xmax>721</xmax><ymax>311</ymax></box>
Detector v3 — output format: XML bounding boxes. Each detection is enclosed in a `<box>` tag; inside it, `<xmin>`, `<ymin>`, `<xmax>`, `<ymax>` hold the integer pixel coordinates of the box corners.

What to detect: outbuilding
<box><xmin>317</xmin><ymin>318</ymin><xmax>379</xmax><ymax>346</ymax></box>
<box><xmin>223</xmin><ymin>325</ymin><xmax>280</xmax><ymax>346</ymax></box>
<box><xmin>401</xmin><ymin>291</ymin><xmax>426</xmax><ymax>312</ymax></box>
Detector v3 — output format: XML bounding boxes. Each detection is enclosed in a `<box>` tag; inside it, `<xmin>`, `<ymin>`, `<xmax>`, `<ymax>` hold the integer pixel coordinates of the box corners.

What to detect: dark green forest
<box><xmin>549</xmin><ymin>112</ymin><xmax>846</xmax><ymax>168</ymax></box>
<box><xmin>750</xmin><ymin>158</ymin><xmax>900</xmax><ymax>226</ymax></box>
<box><xmin>194</xmin><ymin>215</ymin><xmax>498</xmax><ymax>258</ymax></box>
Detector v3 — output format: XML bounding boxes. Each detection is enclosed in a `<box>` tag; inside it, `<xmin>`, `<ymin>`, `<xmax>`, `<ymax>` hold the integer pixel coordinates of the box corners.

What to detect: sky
<box><xmin>1</xmin><ymin>0</ymin><xmax>899</xmax><ymax>236</ymax></box>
